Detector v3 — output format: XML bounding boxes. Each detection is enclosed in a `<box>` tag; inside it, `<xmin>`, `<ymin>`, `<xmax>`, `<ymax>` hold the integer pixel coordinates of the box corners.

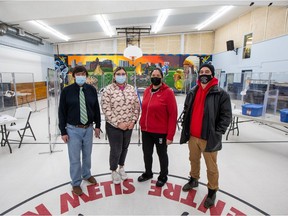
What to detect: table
<box><xmin>226</xmin><ymin>109</ymin><xmax>288</xmax><ymax>140</ymax></box>
<box><xmin>0</xmin><ymin>114</ymin><xmax>17</xmax><ymax>153</ymax></box>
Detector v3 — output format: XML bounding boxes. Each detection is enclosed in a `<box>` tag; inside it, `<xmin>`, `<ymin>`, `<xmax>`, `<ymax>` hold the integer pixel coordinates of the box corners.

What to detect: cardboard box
<box><xmin>280</xmin><ymin>109</ymin><xmax>288</xmax><ymax>123</ymax></box>
<box><xmin>242</xmin><ymin>104</ymin><xmax>263</xmax><ymax>117</ymax></box>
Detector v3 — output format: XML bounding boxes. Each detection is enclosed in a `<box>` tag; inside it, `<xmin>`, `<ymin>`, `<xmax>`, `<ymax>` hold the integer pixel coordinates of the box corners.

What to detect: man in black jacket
<box><xmin>180</xmin><ymin>63</ymin><xmax>232</xmax><ymax>208</ymax></box>
<box><xmin>59</xmin><ymin>66</ymin><xmax>101</xmax><ymax>196</ymax></box>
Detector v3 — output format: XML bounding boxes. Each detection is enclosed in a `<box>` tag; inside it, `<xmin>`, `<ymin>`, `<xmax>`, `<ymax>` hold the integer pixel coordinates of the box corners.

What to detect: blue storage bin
<box><xmin>242</xmin><ymin>104</ymin><xmax>263</xmax><ymax>117</ymax></box>
<box><xmin>280</xmin><ymin>109</ymin><xmax>288</xmax><ymax>123</ymax></box>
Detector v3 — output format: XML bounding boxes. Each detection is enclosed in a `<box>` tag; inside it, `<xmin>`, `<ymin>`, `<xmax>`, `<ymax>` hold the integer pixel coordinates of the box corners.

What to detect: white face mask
<box><xmin>75</xmin><ymin>76</ymin><xmax>86</xmax><ymax>85</ymax></box>
<box><xmin>115</xmin><ymin>75</ymin><xmax>126</xmax><ymax>84</ymax></box>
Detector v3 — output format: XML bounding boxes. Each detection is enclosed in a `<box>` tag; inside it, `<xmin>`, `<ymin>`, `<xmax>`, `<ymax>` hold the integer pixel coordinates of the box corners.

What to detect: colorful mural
<box><xmin>55</xmin><ymin>54</ymin><xmax>212</xmax><ymax>92</ymax></box>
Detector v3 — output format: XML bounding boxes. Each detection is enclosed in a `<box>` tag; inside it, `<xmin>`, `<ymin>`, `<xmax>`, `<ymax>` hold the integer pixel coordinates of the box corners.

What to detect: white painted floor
<box><xmin>0</xmin><ymin>95</ymin><xmax>288</xmax><ymax>215</ymax></box>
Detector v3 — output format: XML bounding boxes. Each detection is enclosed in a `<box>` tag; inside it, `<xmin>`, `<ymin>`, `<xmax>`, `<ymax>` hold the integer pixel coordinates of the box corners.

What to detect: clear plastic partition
<box><xmin>218</xmin><ymin>72</ymin><xmax>227</xmax><ymax>90</ymax></box>
<box><xmin>226</xmin><ymin>72</ymin><xmax>243</xmax><ymax>108</ymax></box>
<box><xmin>104</xmin><ymin>73</ymin><xmax>113</xmax><ymax>88</ymax></box>
<box><xmin>0</xmin><ymin>73</ymin><xmax>2</xmax><ymax>111</ymax></box>
<box><xmin>92</xmin><ymin>75</ymin><xmax>103</xmax><ymax>91</ymax></box>
<box><xmin>227</xmin><ymin>71</ymin><xmax>287</xmax><ymax>116</ymax></box>
<box><xmin>127</xmin><ymin>71</ymin><xmax>135</xmax><ymax>86</ymax></box>
<box><xmin>95</xmin><ymin>71</ymin><xmax>151</xmax><ymax>95</ymax></box>
<box><xmin>92</xmin><ymin>73</ymin><xmax>113</xmax><ymax>92</ymax></box>
<box><xmin>0</xmin><ymin>72</ymin><xmax>16</xmax><ymax>111</ymax></box>
<box><xmin>127</xmin><ymin>71</ymin><xmax>150</xmax><ymax>88</ymax></box>
<box><xmin>47</xmin><ymin>68</ymin><xmax>61</xmax><ymax>150</ymax></box>
<box><xmin>13</xmin><ymin>73</ymin><xmax>37</xmax><ymax>111</ymax></box>
<box><xmin>270</xmin><ymin>71</ymin><xmax>288</xmax><ymax>111</ymax></box>
<box><xmin>134</xmin><ymin>73</ymin><xmax>150</xmax><ymax>89</ymax></box>
<box><xmin>242</xmin><ymin>72</ymin><xmax>270</xmax><ymax>105</ymax></box>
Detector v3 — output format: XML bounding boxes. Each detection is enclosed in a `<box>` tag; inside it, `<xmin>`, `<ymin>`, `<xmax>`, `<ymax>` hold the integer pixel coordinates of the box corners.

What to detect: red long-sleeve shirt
<box><xmin>140</xmin><ymin>83</ymin><xmax>178</xmax><ymax>141</ymax></box>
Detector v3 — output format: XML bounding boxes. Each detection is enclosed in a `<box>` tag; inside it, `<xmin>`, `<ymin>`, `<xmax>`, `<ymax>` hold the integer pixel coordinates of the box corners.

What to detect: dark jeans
<box><xmin>141</xmin><ymin>131</ymin><xmax>168</xmax><ymax>178</ymax></box>
<box><xmin>106</xmin><ymin>122</ymin><xmax>133</xmax><ymax>171</ymax></box>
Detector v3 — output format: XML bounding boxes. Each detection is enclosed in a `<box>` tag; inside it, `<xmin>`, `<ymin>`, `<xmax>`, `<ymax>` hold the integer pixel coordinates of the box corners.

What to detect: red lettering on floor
<box><xmin>87</xmin><ymin>184</ymin><xmax>103</xmax><ymax>201</ymax></box>
<box><xmin>180</xmin><ymin>189</ymin><xmax>197</xmax><ymax>207</ymax></box>
<box><xmin>198</xmin><ymin>195</ymin><xmax>225</xmax><ymax>215</ymax></box>
<box><xmin>227</xmin><ymin>207</ymin><xmax>246</xmax><ymax>216</ymax></box>
<box><xmin>100</xmin><ymin>181</ymin><xmax>113</xmax><ymax>197</ymax></box>
<box><xmin>20</xmin><ymin>178</ymin><xmax>249</xmax><ymax>215</ymax></box>
<box><xmin>115</xmin><ymin>183</ymin><xmax>122</xmax><ymax>195</ymax></box>
<box><xmin>148</xmin><ymin>180</ymin><xmax>161</xmax><ymax>196</ymax></box>
<box><xmin>123</xmin><ymin>179</ymin><xmax>135</xmax><ymax>194</ymax></box>
<box><xmin>163</xmin><ymin>182</ymin><xmax>181</xmax><ymax>201</ymax></box>
<box><xmin>22</xmin><ymin>204</ymin><xmax>52</xmax><ymax>216</ymax></box>
<box><xmin>60</xmin><ymin>192</ymin><xmax>90</xmax><ymax>214</ymax></box>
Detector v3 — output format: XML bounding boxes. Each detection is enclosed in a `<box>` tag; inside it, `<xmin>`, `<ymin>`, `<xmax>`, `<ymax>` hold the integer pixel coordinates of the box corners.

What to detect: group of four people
<box><xmin>58</xmin><ymin>63</ymin><xmax>232</xmax><ymax>209</ymax></box>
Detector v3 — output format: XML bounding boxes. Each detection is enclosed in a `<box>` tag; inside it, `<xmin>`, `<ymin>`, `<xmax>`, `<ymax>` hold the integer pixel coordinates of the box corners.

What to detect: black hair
<box><xmin>150</xmin><ymin>67</ymin><xmax>163</xmax><ymax>78</ymax></box>
<box><xmin>72</xmin><ymin>66</ymin><xmax>88</xmax><ymax>77</ymax></box>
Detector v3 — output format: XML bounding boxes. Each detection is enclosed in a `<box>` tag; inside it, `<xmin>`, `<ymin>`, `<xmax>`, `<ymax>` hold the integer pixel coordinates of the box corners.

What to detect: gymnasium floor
<box><xmin>0</xmin><ymin>95</ymin><xmax>287</xmax><ymax>215</ymax></box>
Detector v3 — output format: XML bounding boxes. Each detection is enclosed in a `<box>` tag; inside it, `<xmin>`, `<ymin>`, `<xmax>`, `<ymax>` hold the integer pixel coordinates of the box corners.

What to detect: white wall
<box><xmin>55</xmin><ymin>39</ymin><xmax>116</xmax><ymax>54</ymax></box>
<box><xmin>213</xmin><ymin>35</ymin><xmax>288</xmax><ymax>82</ymax></box>
<box><xmin>0</xmin><ymin>35</ymin><xmax>54</xmax><ymax>82</ymax></box>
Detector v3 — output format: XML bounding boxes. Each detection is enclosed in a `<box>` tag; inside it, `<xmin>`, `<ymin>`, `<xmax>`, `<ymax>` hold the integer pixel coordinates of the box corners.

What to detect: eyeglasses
<box><xmin>115</xmin><ymin>73</ymin><xmax>126</xmax><ymax>76</ymax></box>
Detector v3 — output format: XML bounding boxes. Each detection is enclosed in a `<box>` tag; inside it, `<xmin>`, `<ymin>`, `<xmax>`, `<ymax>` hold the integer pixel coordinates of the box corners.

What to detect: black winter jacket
<box><xmin>180</xmin><ymin>84</ymin><xmax>232</xmax><ymax>152</ymax></box>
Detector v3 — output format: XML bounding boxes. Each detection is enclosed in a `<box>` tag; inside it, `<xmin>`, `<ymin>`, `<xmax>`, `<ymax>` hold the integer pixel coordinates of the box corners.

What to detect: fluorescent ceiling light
<box><xmin>97</xmin><ymin>14</ymin><xmax>114</xmax><ymax>37</ymax></box>
<box><xmin>30</xmin><ymin>20</ymin><xmax>70</xmax><ymax>41</ymax></box>
<box><xmin>196</xmin><ymin>6</ymin><xmax>234</xmax><ymax>31</ymax></box>
<box><xmin>152</xmin><ymin>9</ymin><xmax>170</xmax><ymax>33</ymax></box>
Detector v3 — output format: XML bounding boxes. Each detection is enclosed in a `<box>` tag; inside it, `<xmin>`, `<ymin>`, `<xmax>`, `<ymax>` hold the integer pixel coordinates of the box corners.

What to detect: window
<box><xmin>243</xmin><ymin>33</ymin><xmax>253</xmax><ymax>59</ymax></box>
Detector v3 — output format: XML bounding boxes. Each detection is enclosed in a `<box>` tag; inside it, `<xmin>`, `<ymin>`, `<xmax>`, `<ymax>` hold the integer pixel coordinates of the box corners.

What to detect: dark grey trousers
<box><xmin>106</xmin><ymin>122</ymin><xmax>133</xmax><ymax>171</ymax></box>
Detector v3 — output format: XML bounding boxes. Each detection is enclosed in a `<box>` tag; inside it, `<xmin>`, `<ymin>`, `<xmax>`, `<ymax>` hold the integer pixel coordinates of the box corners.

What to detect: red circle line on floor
<box><xmin>2</xmin><ymin>172</ymin><xmax>269</xmax><ymax>215</ymax></box>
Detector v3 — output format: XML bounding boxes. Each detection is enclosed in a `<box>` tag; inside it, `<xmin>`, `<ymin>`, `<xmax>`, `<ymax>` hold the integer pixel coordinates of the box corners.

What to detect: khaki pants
<box><xmin>188</xmin><ymin>136</ymin><xmax>219</xmax><ymax>190</ymax></box>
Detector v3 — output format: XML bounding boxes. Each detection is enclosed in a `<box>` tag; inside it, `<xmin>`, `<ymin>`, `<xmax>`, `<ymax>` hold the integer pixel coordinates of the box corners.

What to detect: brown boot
<box><xmin>85</xmin><ymin>176</ymin><xmax>97</xmax><ymax>185</ymax></box>
<box><xmin>72</xmin><ymin>186</ymin><xmax>83</xmax><ymax>196</ymax></box>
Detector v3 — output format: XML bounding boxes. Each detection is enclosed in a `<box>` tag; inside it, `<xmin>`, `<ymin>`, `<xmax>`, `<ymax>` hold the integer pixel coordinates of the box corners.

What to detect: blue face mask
<box><xmin>75</xmin><ymin>76</ymin><xmax>86</xmax><ymax>86</ymax></box>
<box><xmin>115</xmin><ymin>75</ymin><xmax>126</xmax><ymax>84</ymax></box>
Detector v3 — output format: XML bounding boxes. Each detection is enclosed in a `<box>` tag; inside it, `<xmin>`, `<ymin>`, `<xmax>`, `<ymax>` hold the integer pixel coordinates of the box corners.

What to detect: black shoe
<box><xmin>138</xmin><ymin>173</ymin><xmax>153</xmax><ymax>182</ymax></box>
<box><xmin>156</xmin><ymin>176</ymin><xmax>167</xmax><ymax>187</ymax></box>
<box><xmin>182</xmin><ymin>176</ymin><xmax>199</xmax><ymax>192</ymax></box>
<box><xmin>204</xmin><ymin>189</ymin><xmax>217</xmax><ymax>208</ymax></box>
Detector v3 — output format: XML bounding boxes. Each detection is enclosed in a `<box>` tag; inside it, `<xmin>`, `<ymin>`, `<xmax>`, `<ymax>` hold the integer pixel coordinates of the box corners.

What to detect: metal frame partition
<box><xmin>40</xmin><ymin>68</ymin><xmax>62</xmax><ymax>154</ymax></box>
<box><xmin>0</xmin><ymin>72</ymin><xmax>37</xmax><ymax>112</ymax></box>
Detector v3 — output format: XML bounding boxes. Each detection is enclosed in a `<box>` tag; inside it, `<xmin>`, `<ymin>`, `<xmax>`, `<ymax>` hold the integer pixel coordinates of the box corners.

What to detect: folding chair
<box><xmin>6</xmin><ymin>107</ymin><xmax>36</xmax><ymax>148</ymax></box>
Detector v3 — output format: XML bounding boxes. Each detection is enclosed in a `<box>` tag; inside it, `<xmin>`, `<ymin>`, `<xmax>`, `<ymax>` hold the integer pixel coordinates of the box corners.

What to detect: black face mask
<box><xmin>198</xmin><ymin>74</ymin><xmax>213</xmax><ymax>84</ymax></box>
<box><xmin>151</xmin><ymin>77</ymin><xmax>162</xmax><ymax>86</ymax></box>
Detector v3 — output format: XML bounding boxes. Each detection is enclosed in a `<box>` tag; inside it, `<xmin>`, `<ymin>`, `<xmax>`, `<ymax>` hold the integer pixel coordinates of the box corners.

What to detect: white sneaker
<box><xmin>111</xmin><ymin>171</ymin><xmax>121</xmax><ymax>184</ymax></box>
<box><xmin>118</xmin><ymin>167</ymin><xmax>128</xmax><ymax>180</ymax></box>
